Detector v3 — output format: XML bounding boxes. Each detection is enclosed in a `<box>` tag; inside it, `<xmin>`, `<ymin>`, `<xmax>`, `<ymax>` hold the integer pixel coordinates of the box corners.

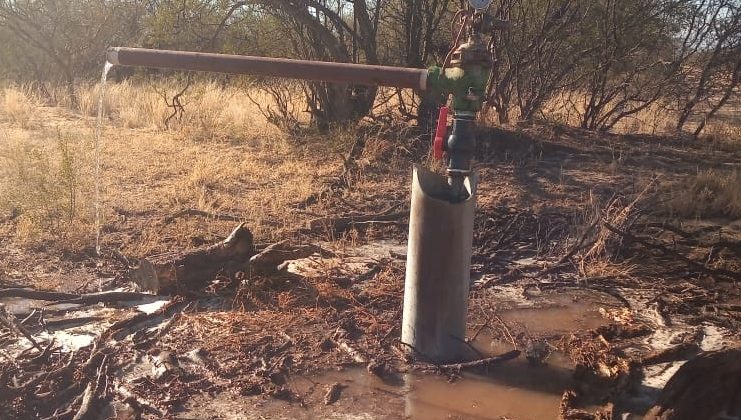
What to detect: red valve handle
<box><xmin>433</xmin><ymin>106</ymin><xmax>448</xmax><ymax>160</ymax></box>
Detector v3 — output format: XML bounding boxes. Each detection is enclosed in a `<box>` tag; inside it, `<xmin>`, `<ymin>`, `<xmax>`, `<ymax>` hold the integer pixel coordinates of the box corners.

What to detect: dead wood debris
<box><xmin>0</xmin><ymin>288</ymin><xmax>155</xmax><ymax>305</ymax></box>
<box><xmin>439</xmin><ymin>350</ymin><xmax>521</xmax><ymax>372</ymax></box>
<box><xmin>162</xmin><ymin>208</ymin><xmax>242</xmax><ymax>225</ymax></box>
<box><xmin>0</xmin><ymin>191</ymin><xmax>737</xmax><ymax>419</ymax></box>
<box><xmin>645</xmin><ymin>348</ymin><xmax>741</xmax><ymax>420</ymax></box>
<box><xmin>131</xmin><ymin>222</ymin><xmax>254</xmax><ymax>294</ymax></box>
<box><xmin>305</xmin><ymin>210</ymin><xmax>407</xmax><ymax>234</ymax></box>
<box><xmin>0</xmin><ymin>304</ymin><xmax>42</xmax><ymax>351</ymax></box>
<box><xmin>559</xmin><ymin>390</ymin><xmax>612</xmax><ymax>420</ymax></box>
<box><xmin>641</xmin><ymin>342</ymin><xmax>701</xmax><ymax>366</ymax></box>
<box><xmin>323</xmin><ymin>382</ymin><xmax>345</xmax><ymax>405</ymax></box>
<box><xmin>249</xmin><ymin>240</ymin><xmax>327</xmax><ymax>273</ymax></box>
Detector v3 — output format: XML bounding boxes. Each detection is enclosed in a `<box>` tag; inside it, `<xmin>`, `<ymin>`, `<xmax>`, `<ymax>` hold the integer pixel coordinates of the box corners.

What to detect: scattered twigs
<box><xmin>601</xmin><ymin>220</ymin><xmax>739</xmax><ymax>281</ymax></box>
<box><xmin>102</xmin><ymin>298</ymin><xmax>187</xmax><ymax>341</ymax></box>
<box><xmin>27</xmin><ymin>339</ymin><xmax>57</xmax><ymax>364</ymax></box>
<box><xmin>469</xmin><ymin>317</ymin><xmax>491</xmax><ymax>342</ymax></box>
<box><xmin>439</xmin><ymin>350</ymin><xmax>521</xmax><ymax>371</ymax></box>
<box><xmin>355</xmin><ymin>265</ymin><xmax>382</xmax><ymax>283</ymax></box>
<box><xmin>556</xmin><ymin>218</ymin><xmax>599</xmax><ymax>265</ymax></box>
<box><xmin>334</xmin><ymin>339</ymin><xmax>368</xmax><ymax>364</ymax></box>
<box><xmin>115</xmin><ymin>381</ymin><xmax>163</xmax><ymax>417</ymax></box>
<box><xmin>162</xmin><ymin>208</ymin><xmax>242</xmax><ymax>225</ymax></box>
<box><xmin>72</xmin><ymin>353</ymin><xmax>110</xmax><ymax>420</ymax></box>
<box><xmin>0</xmin><ymin>304</ymin><xmax>42</xmax><ymax>351</ymax></box>
<box><xmin>306</xmin><ymin>211</ymin><xmax>407</xmax><ymax>233</ymax></box>
<box><xmin>494</xmin><ymin>314</ymin><xmax>519</xmax><ymax>349</ymax></box>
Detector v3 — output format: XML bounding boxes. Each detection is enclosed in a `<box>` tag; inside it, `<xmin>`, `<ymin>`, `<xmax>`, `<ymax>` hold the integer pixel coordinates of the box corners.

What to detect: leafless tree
<box><xmin>674</xmin><ymin>0</ymin><xmax>740</xmax><ymax>137</ymax></box>
<box><xmin>485</xmin><ymin>0</ymin><xmax>596</xmax><ymax>123</ymax></box>
<box><xmin>0</xmin><ymin>0</ymin><xmax>143</xmax><ymax>106</ymax></box>
<box><xmin>248</xmin><ymin>0</ymin><xmax>383</xmax><ymax>129</ymax></box>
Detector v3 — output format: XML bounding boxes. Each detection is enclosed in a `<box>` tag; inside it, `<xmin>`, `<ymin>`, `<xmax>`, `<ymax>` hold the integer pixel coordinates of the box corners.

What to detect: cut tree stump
<box><xmin>131</xmin><ymin>223</ymin><xmax>254</xmax><ymax>294</ymax></box>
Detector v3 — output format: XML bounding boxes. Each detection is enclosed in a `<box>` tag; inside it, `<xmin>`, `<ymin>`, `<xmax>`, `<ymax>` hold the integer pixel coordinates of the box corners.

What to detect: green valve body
<box><xmin>426</xmin><ymin>64</ymin><xmax>489</xmax><ymax>114</ymax></box>
<box><xmin>426</xmin><ymin>34</ymin><xmax>491</xmax><ymax>115</ymax></box>
<box><xmin>425</xmin><ymin>34</ymin><xmax>491</xmax><ymax>198</ymax></box>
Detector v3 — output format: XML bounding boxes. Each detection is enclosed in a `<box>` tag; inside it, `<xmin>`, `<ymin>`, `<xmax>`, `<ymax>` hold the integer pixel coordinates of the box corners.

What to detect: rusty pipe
<box><xmin>107</xmin><ymin>47</ymin><xmax>429</xmax><ymax>90</ymax></box>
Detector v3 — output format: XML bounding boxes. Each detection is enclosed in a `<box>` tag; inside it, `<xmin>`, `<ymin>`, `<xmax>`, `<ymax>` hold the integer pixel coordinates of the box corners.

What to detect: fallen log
<box><xmin>50</xmin><ymin>291</ymin><xmax>156</xmax><ymax>306</ymax></box>
<box><xmin>249</xmin><ymin>240</ymin><xmax>326</xmax><ymax>274</ymax></box>
<box><xmin>641</xmin><ymin>343</ymin><xmax>701</xmax><ymax>366</ymax></box>
<box><xmin>0</xmin><ymin>289</ymin><xmax>79</xmax><ymax>301</ymax></box>
<box><xmin>131</xmin><ymin>223</ymin><xmax>254</xmax><ymax>294</ymax></box>
<box><xmin>0</xmin><ymin>289</ymin><xmax>155</xmax><ymax>306</ymax></box>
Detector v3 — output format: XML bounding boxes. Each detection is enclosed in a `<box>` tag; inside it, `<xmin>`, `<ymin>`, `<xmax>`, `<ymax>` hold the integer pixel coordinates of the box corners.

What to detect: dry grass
<box><xmin>75</xmin><ymin>80</ymin><xmax>282</xmax><ymax>141</ymax></box>
<box><xmin>663</xmin><ymin>169</ymin><xmax>741</xmax><ymax>219</ymax></box>
<box><xmin>0</xmin><ymin>81</ymin><xmax>360</xmax><ymax>255</ymax></box>
<box><xmin>537</xmin><ymin>91</ymin><xmax>741</xmax><ymax>144</ymax></box>
<box><xmin>0</xmin><ymin>86</ymin><xmax>39</xmax><ymax>129</ymax></box>
<box><xmin>0</xmin><ymin>127</ymin><xmax>95</xmax><ymax>247</ymax></box>
<box><xmin>1</xmin><ymin>80</ymin><xmax>737</xmax><ymax>259</ymax></box>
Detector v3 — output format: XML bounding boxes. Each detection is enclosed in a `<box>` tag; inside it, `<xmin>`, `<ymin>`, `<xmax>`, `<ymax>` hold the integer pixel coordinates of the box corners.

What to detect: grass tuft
<box><xmin>663</xmin><ymin>169</ymin><xmax>741</xmax><ymax>219</ymax></box>
<box><xmin>1</xmin><ymin>86</ymin><xmax>38</xmax><ymax>128</ymax></box>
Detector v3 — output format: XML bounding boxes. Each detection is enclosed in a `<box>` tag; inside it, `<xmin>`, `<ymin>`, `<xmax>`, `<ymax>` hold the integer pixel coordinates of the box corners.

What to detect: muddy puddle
<box><xmin>180</xmin><ymin>296</ymin><xmax>614</xmax><ymax>420</ymax></box>
<box><xmin>183</xmin><ymin>367</ymin><xmax>572</xmax><ymax>419</ymax></box>
<box><xmin>182</xmin><ymin>351</ymin><xmax>590</xmax><ymax>420</ymax></box>
<box><xmin>311</xmin><ymin>358</ymin><xmax>579</xmax><ymax>420</ymax></box>
<box><xmin>497</xmin><ymin>289</ymin><xmax>617</xmax><ymax>335</ymax></box>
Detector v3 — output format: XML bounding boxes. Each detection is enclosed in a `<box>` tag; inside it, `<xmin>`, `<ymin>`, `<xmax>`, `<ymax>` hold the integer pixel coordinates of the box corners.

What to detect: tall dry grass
<box><xmin>0</xmin><ymin>128</ymin><xmax>95</xmax><ymax>246</ymax></box>
<box><xmin>1</xmin><ymin>81</ymin><xmax>737</xmax><ymax>254</ymax></box>
<box><xmin>663</xmin><ymin>169</ymin><xmax>741</xmax><ymax>219</ymax></box>
<box><xmin>74</xmin><ymin>80</ymin><xmax>283</xmax><ymax>141</ymax></box>
<box><xmin>0</xmin><ymin>82</ymin><xmax>344</xmax><ymax>253</ymax></box>
<box><xmin>0</xmin><ymin>86</ymin><xmax>39</xmax><ymax>129</ymax></box>
<box><xmin>490</xmin><ymin>90</ymin><xmax>741</xmax><ymax>144</ymax></box>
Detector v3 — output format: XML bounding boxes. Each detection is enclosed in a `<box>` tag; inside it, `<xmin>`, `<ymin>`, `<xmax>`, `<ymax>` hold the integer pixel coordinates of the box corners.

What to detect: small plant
<box><xmin>0</xmin><ymin>129</ymin><xmax>90</xmax><ymax>245</ymax></box>
<box><xmin>57</xmin><ymin>131</ymin><xmax>79</xmax><ymax>223</ymax></box>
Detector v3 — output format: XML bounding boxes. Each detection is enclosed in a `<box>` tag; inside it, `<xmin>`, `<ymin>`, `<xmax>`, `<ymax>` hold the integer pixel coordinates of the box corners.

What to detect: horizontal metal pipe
<box><xmin>107</xmin><ymin>47</ymin><xmax>428</xmax><ymax>90</ymax></box>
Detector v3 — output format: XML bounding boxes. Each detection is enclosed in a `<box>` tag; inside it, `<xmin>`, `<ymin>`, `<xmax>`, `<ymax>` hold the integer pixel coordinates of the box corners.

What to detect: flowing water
<box><xmin>94</xmin><ymin>61</ymin><xmax>114</xmax><ymax>256</ymax></box>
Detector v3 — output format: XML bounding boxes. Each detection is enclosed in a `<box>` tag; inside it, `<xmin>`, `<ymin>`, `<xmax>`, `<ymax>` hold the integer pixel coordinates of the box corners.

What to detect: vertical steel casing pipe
<box><xmin>401</xmin><ymin>165</ymin><xmax>477</xmax><ymax>362</ymax></box>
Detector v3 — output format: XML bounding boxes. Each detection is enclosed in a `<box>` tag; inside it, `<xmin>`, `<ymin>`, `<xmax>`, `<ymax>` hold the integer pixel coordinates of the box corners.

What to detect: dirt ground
<box><xmin>1</xmin><ymin>100</ymin><xmax>740</xmax><ymax>419</ymax></box>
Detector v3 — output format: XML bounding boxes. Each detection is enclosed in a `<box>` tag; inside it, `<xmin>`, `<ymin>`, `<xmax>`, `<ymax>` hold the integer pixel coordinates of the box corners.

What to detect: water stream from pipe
<box><xmin>94</xmin><ymin>62</ymin><xmax>113</xmax><ymax>257</ymax></box>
